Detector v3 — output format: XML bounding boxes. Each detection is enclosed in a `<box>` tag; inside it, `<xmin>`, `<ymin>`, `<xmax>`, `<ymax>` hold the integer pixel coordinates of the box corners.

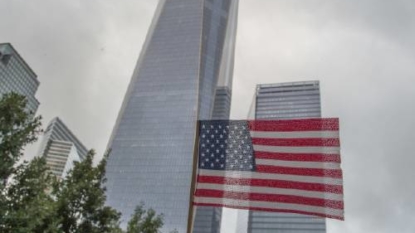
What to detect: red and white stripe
<box><xmin>193</xmin><ymin>118</ymin><xmax>344</xmax><ymax>220</ymax></box>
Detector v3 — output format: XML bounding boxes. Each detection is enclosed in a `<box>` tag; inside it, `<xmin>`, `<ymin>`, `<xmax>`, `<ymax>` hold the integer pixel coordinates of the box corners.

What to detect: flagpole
<box><xmin>187</xmin><ymin>120</ymin><xmax>200</xmax><ymax>233</ymax></box>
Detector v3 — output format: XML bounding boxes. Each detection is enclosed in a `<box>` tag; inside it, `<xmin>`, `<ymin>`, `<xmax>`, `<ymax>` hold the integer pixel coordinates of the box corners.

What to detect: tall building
<box><xmin>105</xmin><ymin>0</ymin><xmax>238</xmax><ymax>232</ymax></box>
<box><xmin>211</xmin><ymin>86</ymin><xmax>232</xmax><ymax>120</ymax></box>
<box><xmin>0</xmin><ymin>43</ymin><xmax>40</xmax><ymax>114</ymax></box>
<box><xmin>38</xmin><ymin>117</ymin><xmax>88</xmax><ymax>179</ymax></box>
<box><xmin>192</xmin><ymin>86</ymin><xmax>232</xmax><ymax>233</ymax></box>
<box><xmin>246</xmin><ymin>80</ymin><xmax>326</xmax><ymax>233</ymax></box>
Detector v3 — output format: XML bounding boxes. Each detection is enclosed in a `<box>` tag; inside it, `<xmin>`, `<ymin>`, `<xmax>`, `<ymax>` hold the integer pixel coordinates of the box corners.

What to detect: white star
<box><xmin>211</xmin><ymin>163</ymin><xmax>214</xmax><ymax>167</ymax></box>
<box><xmin>220</xmin><ymin>164</ymin><xmax>224</xmax><ymax>168</ymax></box>
<box><xmin>202</xmin><ymin>162</ymin><xmax>205</xmax><ymax>166</ymax></box>
<box><xmin>202</xmin><ymin>125</ymin><xmax>206</xmax><ymax>129</ymax></box>
<box><xmin>201</xmin><ymin>153</ymin><xmax>205</xmax><ymax>157</ymax></box>
<box><xmin>211</xmin><ymin>153</ymin><xmax>215</xmax><ymax>157</ymax></box>
<box><xmin>202</xmin><ymin>134</ymin><xmax>205</xmax><ymax>138</ymax></box>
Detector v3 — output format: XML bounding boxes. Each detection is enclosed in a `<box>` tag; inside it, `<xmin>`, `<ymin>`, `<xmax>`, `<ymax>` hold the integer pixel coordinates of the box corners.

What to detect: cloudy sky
<box><xmin>1</xmin><ymin>0</ymin><xmax>415</xmax><ymax>232</ymax></box>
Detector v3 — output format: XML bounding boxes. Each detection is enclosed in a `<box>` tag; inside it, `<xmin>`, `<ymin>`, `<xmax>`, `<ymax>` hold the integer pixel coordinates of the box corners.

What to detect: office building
<box><xmin>192</xmin><ymin>86</ymin><xmax>232</xmax><ymax>233</ymax></box>
<box><xmin>211</xmin><ymin>86</ymin><xmax>232</xmax><ymax>120</ymax></box>
<box><xmin>0</xmin><ymin>43</ymin><xmax>40</xmax><ymax>114</ymax></box>
<box><xmin>247</xmin><ymin>81</ymin><xmax>326</xmax><ymax>233</ymax></box>
<box><xmin>105</xmin><ymin>0</ymin><xmax>238</xmax><ymax>232</ymax></box>
<box><xmin>38</xmin><ymin>117</ymin><xmax>88</xmax><ymax>179</ymax></box>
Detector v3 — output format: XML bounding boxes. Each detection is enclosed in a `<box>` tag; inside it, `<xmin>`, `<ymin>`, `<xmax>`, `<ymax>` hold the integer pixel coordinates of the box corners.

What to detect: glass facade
<box><xmin>192</xmin><ymin>87</ymin><xmax>232</xmax><ymax>233</ymax></box>
<box><xmin>247</xmin><ymin>81</ymin><xmax>326</xmax><ymax>233</ymax></box>
<box><xmin>105</xmin><ymin>1</ymin><xmax>238</xmax><ymax>232</ymax></box>
<box><xmin>0</xmin><ymin>43</ymin><xmax>40</xmax><ymax>114</ymax></box>
<box><xmin>38</xmin><ymin>117</ymin><xmax>88</xmax><ymax>179</ymax></box>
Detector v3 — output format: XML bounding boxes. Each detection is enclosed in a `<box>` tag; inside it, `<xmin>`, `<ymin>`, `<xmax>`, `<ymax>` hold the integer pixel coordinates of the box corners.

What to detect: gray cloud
<box><xmin>1</xmin><ymin>0</ymin><xmax>415</xmax><ymax>232</ymax></box>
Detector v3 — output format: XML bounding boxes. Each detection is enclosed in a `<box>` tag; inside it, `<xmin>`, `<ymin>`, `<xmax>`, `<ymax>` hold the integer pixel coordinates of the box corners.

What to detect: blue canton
<box><xmin>198</xmin><ymin>120</ymin><xmax>256</xmax><ymax>171</ymax></box>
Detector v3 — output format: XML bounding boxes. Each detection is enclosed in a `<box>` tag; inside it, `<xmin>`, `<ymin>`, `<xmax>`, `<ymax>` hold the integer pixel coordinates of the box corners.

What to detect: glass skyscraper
<box><xmin>105</xmin><ymin>0</ymin><xmax>238</xmax><ymax>232</ymax></box>
<box><xmin>246</xmin><ymin>81</ymin><xmax>326</xmax><ymax>233</ymax></box>
<box><xmin>0</xmin><ymin>43</ymin><xmax>40</xmax><ymax>114</ymax></box>
<box><xmin>38</xmin><ymin>117</ymin><xmax>88</xmax><ymax>179</ymax></box>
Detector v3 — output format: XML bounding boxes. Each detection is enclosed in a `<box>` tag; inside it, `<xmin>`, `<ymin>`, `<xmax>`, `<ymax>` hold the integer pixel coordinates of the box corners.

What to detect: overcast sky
<box><xmin>1</xmin><ymin>0</ymin><xmax>415</xmax><ymax>232</ymax></box>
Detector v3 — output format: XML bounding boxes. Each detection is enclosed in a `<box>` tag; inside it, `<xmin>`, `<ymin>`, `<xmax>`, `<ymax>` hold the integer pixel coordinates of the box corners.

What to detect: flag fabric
<box><xmin>193</xmin><ymin>118</ymin><xmax>344</xmax><ymax>220</ymax></box>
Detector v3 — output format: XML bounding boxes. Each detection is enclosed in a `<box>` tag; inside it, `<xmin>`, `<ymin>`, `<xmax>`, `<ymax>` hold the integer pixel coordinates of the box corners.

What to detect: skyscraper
<box><xmin>38</xmin><ymin>117</ymin><xmax>88</xmax><ymax>179</ymax></box>
<box><xmin>192</xmin><ymin>86</ymin><xmax>232</xmax><ymax>233</ymax></box>
<box><xmin>0</xmin><ymin>43</ymin><xmax>40</xmax><ymax>114</ymax></box>
<box><xmin>105</xmin><ymin>0</ymin><xmax>238</xmax><ymax>232</ymax></box>
<box><xmin>246</xmin><ymin>80</ymin><xmax>326</xmax><ymax>233</ymax></box>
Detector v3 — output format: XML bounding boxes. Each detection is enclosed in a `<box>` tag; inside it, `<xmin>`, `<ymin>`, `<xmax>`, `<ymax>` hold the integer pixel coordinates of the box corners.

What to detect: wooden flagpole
<box><xmin>187</xmin><ymin>120</ymin><xmax>200</xmax><ymax>233</ymax></box>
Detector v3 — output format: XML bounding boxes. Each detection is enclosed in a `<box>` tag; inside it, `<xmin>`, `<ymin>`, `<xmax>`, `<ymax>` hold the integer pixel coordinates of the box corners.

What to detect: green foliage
<box><xmin>54</xmin><ymin>150</ymin><xmax>122</xmax><ymax>233</ymax></box>
<box><xmin>1</xmin><ymin>158</ymin><xmax>59</xmax><ymax>233</ymax></box>
<box><xmin>0</xmin><ymin>92</ymin><xmax>42</xmax><ymax>185</ymax></box>
<box><xmin>0</xmin><ymin>93</ymin><xmax>170</xmax><ymax>233</ymax></box>
<box><xmin>126</xmin><ymin>203</ymin><xmax>164</xmax><ymax>233</ymax></box>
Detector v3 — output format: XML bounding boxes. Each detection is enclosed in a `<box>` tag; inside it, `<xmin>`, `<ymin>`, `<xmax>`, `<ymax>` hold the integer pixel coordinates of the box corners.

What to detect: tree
<box><xmin>54</xmin><ymin>150</ymin><xmax>122</xmax><ymax>233</ymax></box>
<box><xmin>0</xmin><ymin>93</ymin><xmax>42</xmax><ymax>186</ymax></box>
<box><xmin>2</xmin><ymin>158</ymin><xmax>59</xmax><ymax>233</ymax></box>
<box><xmin>126</xmin><ymin>203</ymin><xmax>164</xmax><ymax>233</ymax></box>
<box><xmin>0</xmin><ymin>93</ymin><xmax>169</xmax><ymax>233</ymax></box>
<box><xmin>0</xmin><ymin>93</ymin><xmax>43</xmax><ymax>232</ymax></box>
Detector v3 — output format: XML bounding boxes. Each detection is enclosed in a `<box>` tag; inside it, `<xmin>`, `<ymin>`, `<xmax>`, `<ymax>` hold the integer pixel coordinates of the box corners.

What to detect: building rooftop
<box><xmin>0</xmin><ymin>42</ymin><xmax>39</xmax><ymax>83</ymax></box>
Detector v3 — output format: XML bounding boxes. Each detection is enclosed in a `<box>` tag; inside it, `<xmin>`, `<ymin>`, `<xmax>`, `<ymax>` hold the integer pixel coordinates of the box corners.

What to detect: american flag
<box><xmin>193</xmin><ymin>118</ymin><xmax>344</xmax><ymax>220</ymax></box>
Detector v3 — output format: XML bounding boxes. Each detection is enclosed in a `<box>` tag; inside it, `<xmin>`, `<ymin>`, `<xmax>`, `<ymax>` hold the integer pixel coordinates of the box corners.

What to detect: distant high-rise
<box><xmin>192</xmin><ymin>86</ymin><xmax>232</xmax><ymax>233</ymax></box>
<box><xmin>38</xmin><ymin>117</ymin><xmax>88</xmax><ymax>179</ymax></box>
<box><xmin>105</xmin><ymin>0</ymin><xmax>238</xmax><ymax>232</ymax></box>
<box><xmin>211</xmin><ymin>86</ymin><xmax>232</xmax><ymax>120</ymax></box>
<box><xmin>0</xmin><ymin>43</ymin><xmax>40</xmax><ymax>113</ymax></box>
<box><xmin>247</xmin><ymin>81</ymin><xmax>326</xmax><ymax>233</ymax></box>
